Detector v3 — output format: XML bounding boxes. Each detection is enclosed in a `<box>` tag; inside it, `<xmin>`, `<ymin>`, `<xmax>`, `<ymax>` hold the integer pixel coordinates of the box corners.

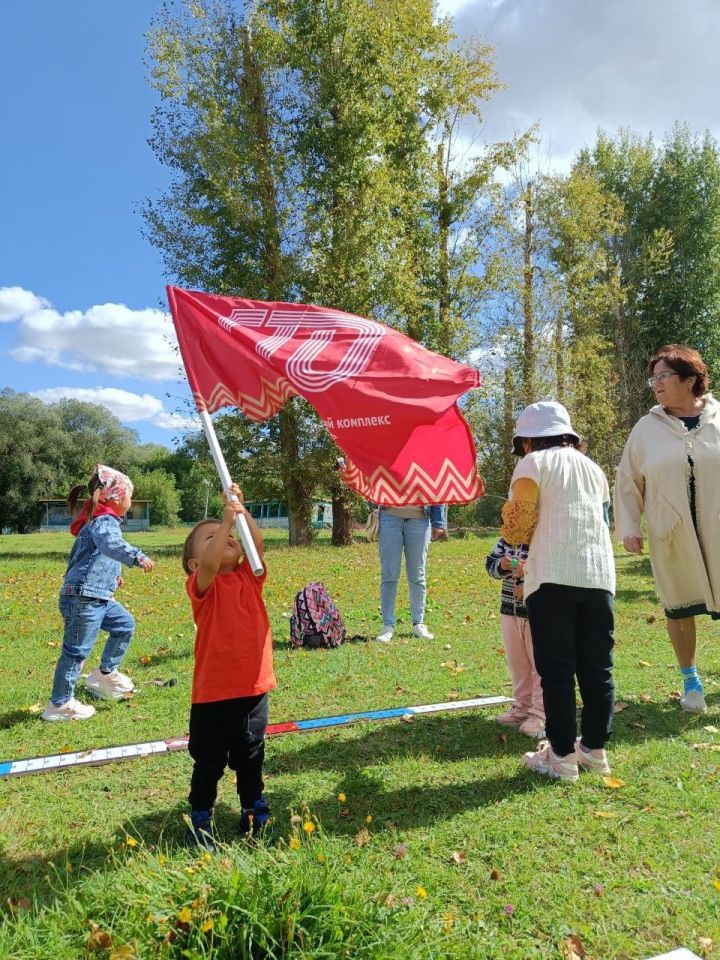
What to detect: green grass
<box><xmin>0</xmin><ymin>529</ymin><xmax>719</xmax><ymax>959</ymax></box>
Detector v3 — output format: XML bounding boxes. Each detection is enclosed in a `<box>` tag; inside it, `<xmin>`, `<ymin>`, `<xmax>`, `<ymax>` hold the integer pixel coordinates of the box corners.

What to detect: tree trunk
<box><xmin>437</xmin><ymin>139</ymin><xmax>451</xmax><ymax>356</ymax></box>
<box><xmin>330</xmin><ymin>482</ymin><xmax>355</xmax><ymax>546</ymax></box>
<box><xmin>522</xmin><ymin>183</ymin><xmax>536</xmax><ymax>406</ymax></box>
<box><xmin>502</xmin><ymin>364</ymin><xmax>516</xmax><ymax>491</ymax></box>
<box><xmin>279</xmin><ymin>401</ymin><xmax>313</xmax><ymax>546</ymax></box>
<box><xmin>555</xmin><ymin>310</ymin><xmax>564</xmax><ymax>402</ymax></box>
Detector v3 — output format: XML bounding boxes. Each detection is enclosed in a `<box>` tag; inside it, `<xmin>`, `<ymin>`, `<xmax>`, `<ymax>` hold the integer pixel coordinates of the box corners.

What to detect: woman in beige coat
<box><xmin>615</xmin><ymin>344</ymin><xmax>720</xmax><ymax>714</ymax></box>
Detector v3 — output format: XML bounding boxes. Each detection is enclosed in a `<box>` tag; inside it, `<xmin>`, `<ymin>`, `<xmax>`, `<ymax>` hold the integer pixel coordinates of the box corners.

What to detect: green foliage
<box><xmin>133</xmin><ymin>469</ymin><xmax>182</xmax><ymax>528</ymax></box>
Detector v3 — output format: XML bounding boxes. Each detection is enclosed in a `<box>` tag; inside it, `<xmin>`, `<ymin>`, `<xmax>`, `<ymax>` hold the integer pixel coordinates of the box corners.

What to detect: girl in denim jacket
<box><xmin>42</xmin><ymin>465</ymin><xmax>155</xmax><ymax>721</ymax></box>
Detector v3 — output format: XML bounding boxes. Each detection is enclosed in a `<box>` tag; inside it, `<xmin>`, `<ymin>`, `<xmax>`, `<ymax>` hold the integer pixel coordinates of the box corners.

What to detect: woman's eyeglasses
<box><xmin>647</xmin><ymin>371</ymin><xmax>678</xmax><ymax>387</ymax></box>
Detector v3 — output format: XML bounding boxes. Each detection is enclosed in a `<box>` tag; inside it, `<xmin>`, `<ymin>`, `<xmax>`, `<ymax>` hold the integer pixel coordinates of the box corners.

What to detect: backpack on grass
<box><xmin>290</xmin><ymin>582</ymin><xmax>346</xmax><ymax>649</ymax></box>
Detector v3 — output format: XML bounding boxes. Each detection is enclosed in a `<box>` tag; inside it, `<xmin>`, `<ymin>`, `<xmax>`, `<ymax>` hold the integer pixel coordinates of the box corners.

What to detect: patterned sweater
<box><xmin>485</xmin><ymin>537</ymin><xmax>529</xmax><ymax>618</ymax></box>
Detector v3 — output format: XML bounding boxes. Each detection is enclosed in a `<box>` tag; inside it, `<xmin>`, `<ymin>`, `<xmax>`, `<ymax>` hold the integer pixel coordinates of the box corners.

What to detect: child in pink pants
<box><xmin>485</xmin><ymin>536</ymin><xmax>545</xmax><ymax>738</ymax></box>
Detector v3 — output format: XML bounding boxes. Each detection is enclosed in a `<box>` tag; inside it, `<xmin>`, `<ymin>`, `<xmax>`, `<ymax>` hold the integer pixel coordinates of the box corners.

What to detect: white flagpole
<box><xmin>197</xmin><ymin>409</ymin><xmax>264</xmax><ymax>576</ymax></box>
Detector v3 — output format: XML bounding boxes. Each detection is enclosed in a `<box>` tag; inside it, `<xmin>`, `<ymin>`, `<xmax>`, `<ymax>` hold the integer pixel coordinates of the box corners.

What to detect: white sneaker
<box><xmin>412</xmin><ymin>623</ymin><xmax>434</xmax><ymax>640</ymax></box>
<box><xmin>85</xmin><ymin>668</ymin><xmax>135</xmax><ymax>701</ymax></box>
<box><xmin>680</xmin><ymin>689</ymin><xmax>707</xmax><ymax>714</ymax></box>
<box><xmin>375</xmin><ymin>626</ymin><xmax>394</xmax><ymax>644</ymax></box>
<box><xmin>522</xmin><ymin>742</ymin><xmax>579</xmax><ymax>781</ymax></box>
<box><xmin>574</xmin><ymin>738</ymin><xmax>611</xmax><ymax>774</ymax></box>
<box><xmin>41</xmin><ymin>698</ymin><xmax>96</xmax><ymax>721</ymax></box>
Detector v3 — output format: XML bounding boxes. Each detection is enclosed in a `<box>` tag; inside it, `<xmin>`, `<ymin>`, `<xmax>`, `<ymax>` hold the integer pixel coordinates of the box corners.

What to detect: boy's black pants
<box><xmin>525</xmin><ymin>583</ymin><xmax>615</xmax><ymax>757</ymax></box>
<box><xmin>188</xmin><ymin>693</ymin><xmax>268</xmax><ymax>811</ymax></box>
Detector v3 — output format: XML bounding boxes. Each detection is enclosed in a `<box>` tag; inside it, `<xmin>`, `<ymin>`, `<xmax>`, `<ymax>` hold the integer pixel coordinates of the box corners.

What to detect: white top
<box><xmin>511</xmin><ymin>447</ymin><xmax>615</xmax><ymax>599</ymax></box>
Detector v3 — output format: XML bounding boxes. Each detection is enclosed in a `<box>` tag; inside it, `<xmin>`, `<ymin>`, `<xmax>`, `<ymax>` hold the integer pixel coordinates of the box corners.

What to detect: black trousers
<box><xmin>188</xmin><ymin>693</ymin><xmax>268</xmax><ymax>811</ymax></box>
<box><xmin>526</xmin><ymin>583</ymin><xmax>615</xmax><ymax>757</ymax></box>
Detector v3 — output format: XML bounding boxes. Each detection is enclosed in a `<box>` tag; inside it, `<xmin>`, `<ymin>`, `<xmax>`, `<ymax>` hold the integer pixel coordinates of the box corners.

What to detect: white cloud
<box><xmin>453</xmin><ymin>0</ymin><xmax>720</xmax><ymax>171</ymax></box>
<box><xmin>31</xmin><ymin>386</ymin><xmax>199</xmax><ymax>433</ymax></box>
<box><xmin>0</xmin><ymin>286</ymin><xmax>49</xmax><ymax>323</ymax></box>
<box><xmin>5</xmin><ymin>288</ymin><xmax>180</xmax><ymax>380</ymax></box>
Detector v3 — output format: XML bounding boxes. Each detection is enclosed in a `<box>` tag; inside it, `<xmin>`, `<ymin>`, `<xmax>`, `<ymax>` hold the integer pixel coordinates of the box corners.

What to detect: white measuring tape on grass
<box><xmin>0</xmin><ymin>695</ymin><xmax>511</xmax><ymax>779</ymax></box>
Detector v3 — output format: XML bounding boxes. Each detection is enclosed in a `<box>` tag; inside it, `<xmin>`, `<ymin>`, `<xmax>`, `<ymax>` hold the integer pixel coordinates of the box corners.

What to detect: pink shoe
<box><xmin>519</xmin><ymin>715</ymin><xmax>546</xmax><ymax>739</ymax></box>
<box><xmin>574</xmin><ymin>739</ymin><xmax>611</xmax><ymax>775</ymax></box>
<box><xmin>522</xmin><ymin>742</ymin><xmax>579</xmax><ymax>781</ymax></box>
<box><xmin>495</xmin><ymin>707</ymin><xmax>528</xmax><ymax>728</ymax></box>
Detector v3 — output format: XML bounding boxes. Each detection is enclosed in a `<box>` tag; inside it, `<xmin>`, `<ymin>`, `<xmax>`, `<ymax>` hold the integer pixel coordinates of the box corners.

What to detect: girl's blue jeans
<box><xmin>50</xmin><ymin>593</ymin><xmax>136</xmax><ymax>705</ymax></box>
<box><xmin>379</xmin><ymin>512</ymin><xmax>431</xmax><ymax>627</ymax></box>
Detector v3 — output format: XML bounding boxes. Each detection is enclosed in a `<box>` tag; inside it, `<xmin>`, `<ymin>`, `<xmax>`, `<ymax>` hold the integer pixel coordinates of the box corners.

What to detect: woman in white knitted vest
<box><xmin>615</xmin><ymin>345</ymin><xmax>720</xmax><ymax>715</ymax></box>
<box><xmin>500</xmin><ymin>402</ymin><xmax>616</xmax><ymax>781</ymax></box>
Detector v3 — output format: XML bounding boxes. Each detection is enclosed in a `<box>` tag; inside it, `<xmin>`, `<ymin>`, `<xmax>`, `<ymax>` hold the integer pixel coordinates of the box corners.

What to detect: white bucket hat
<box><xmin>512</xmin><ymin>401</ymin><xmax>580</xmax><ymax>455</ymax></box>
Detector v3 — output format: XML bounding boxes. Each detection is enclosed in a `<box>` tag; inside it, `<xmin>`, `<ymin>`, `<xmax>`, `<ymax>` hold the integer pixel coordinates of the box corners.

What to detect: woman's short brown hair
<box><xmin>648</xmin><ymin>344</ymin><xmax>708</xmax><ymax>397</ymax></box>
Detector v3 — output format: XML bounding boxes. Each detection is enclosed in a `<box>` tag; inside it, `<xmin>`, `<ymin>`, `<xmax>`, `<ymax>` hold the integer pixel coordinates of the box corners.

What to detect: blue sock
<box><xmin>680</xmin><ymin>665</ymin><xmax>703</xmax><ymax>694</ymax></box>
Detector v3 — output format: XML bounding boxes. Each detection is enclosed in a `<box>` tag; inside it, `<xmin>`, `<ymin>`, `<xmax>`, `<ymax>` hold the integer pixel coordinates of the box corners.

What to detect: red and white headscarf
<box><xmin>96</xmin><ymin>464</ymin><xmax>133</xmax><ymax>503</ymax></box>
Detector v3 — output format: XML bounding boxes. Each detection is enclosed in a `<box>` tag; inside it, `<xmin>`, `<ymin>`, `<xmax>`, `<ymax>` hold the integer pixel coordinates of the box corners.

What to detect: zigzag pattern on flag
<box><xmin>194</xmin><ymin>377</ymin><xmax>296</xmax><ymax>420</ymax></box>
<box><xmin>342</xmin><ymin>457</ymin><xmax>484</xmax><ymax>506</ymax></box>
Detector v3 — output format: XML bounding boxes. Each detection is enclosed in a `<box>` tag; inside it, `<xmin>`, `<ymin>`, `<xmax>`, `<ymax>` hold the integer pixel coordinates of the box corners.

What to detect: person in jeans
<box><xmin>375</xmin><ymin>504</ymin><xmax>446</xmax><ymax>643</ymax></box>
<box><xmin>181</xmin><ymin>483</ymin><xmax>274</xmax><ymax>850</ymax></box>
<box><xmin>485</xmin><ymin>536</ymin><xmax>545</xmax><ymax>738</ymax></box>
<box><xmin>42</xmin><ymin>465</ymin><xmax>155</xmax><ymax>721</ymax></box>
<box><xmin>501</xmin><ymin>402</ymin><xmax>616</xmax><ymax>781</ymax></box>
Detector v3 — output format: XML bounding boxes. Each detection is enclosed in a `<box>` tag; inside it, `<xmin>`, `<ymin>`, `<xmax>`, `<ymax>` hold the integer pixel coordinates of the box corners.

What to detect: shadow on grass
<box><xmin>0</xmin><ymin>710</ymin><xmax>38</xmax><ymax>731</ymax></box>
<box><xmin>1</xmin><ymin>694</ymin><xmax>716</xmax><ymax>909</ymax></box>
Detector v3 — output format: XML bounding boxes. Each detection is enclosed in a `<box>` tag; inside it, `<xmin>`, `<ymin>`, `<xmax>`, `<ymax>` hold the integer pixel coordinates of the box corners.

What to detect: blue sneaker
<box><xmin>239</xmin><ymin>797</ymin><xmax>272</xmax><ymax>838</ymax></box>
<box><xmin>185</xmin><ymin>809</ymin><xmax>216</xmax><ymax>852</ymax></box>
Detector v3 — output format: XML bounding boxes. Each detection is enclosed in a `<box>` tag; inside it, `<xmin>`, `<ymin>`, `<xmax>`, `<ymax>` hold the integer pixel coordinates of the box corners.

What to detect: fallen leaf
<box><xmin>393</xmin><ymin>843</ymin><xmax>408</xmax><ymax>860</ymax></box>
<box><xmin>25</xmin><ymin>703</ymin><xmax>43</xmax><ymax>714</ymax></box>
<box><xmin>559</xmin><ymin>934</ymin><xmax>586</xmax><ymax>959</ymax></box>
<box><xmin>639</xmin><ymin>693</ymin><xmax>652</xmax><ymax>703</ymax></box>
<box><xmin>593</xmin><ymin>883</ymin><xmax>604</xmax><ymax>897</ymax></box>
<box><xmin>637</xmin><ymin>660</ymin><xmax>652</xmax><ymax>667</ymax></box>
<box><xmin>698</xmin><ymin>936</ymin><xmax>713</xmax><ymax>953</ymax></box>
<box><xmin>629</xmin><ymin>721</ymin><xmax>646</xmax><ymax>729</ymax></box>
<box><xmin>702</xmin><ymin>725</ymin><xmax>719</xmax><ymax>734</ymax></box>
<box><xmin>450</xmin><ymin>850</ymin><xmax>467</xmax><ymax>865</ymax></box>
<box><xmin>602</xmin><ymin>776</ymin><xmax>625</xmax><ymax>789</ymax></box>
<box><xmin>355</xmin><ymin>828</ymin><xmax>371</xmax><ymax>847</ymax></box>
<box><xmin>613</xmin><ymin>701</ymin><xmax>630</xmax><ymax>713</ymax></box>
<box><xmin>139</xmin><ymin>655</ymin><xmax>152</xmax><ymax>666</ymax></box>
<box><xmin>87</xmin><ymin>921</ymin><xmax>113</xmax><ymax>950</ymax></box>
<box><xmin>7</xmin><ymin>897</ymin><xmax>31</xmax><ymax>913</ymax></box>
<box><xmin>490</xmin><ymin>868</ymin><xmax>501</xmax><ymax>880</ymax></box>
<box><xmin>109</xmin><ymin>948</ymin><xmax>137</xmax><ymax>960</ymax></box>
<box><xmin>692</xmin><ymin>743</ymin><xmax>720</xmax><ymax>752</ymax></box>
<box><xmin>498</xmin><ymin>732</ymin><xmax>508</xmax><ymax>744</ymax></box>
<box><xmin>594</xmin><ymin>811</ymin><xmax>616</xmax><ymax>819</ymax></box>
<box><xmin>668</xmin><ymin>691</ymin><xmax>682</xmax><ymax>701</ymax></box>
<box><xmin>401</xmin><ymin>714</ymin><xmax>413</xmax><ymax>723</ymax></box>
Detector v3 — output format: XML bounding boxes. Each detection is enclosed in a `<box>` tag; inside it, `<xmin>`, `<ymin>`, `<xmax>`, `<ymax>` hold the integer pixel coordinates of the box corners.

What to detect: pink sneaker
<box><xmin>519</xmin><ymin>715</ymin><xmax>546</xmax><ymax>739</ymax></box>
<box><xmin>495</xmin><ymin>707</ymin><xmax>528</xmax><ymax>728</ymax></box>
<box><xmin>522</xmin><ymin>742</ymin><xmax>579</xmax><ymax>781</ymax></box>
<box><xmin>574</xmin><ymin>739</ymin><xmax>611</xmax><ymax>775</ymax></box>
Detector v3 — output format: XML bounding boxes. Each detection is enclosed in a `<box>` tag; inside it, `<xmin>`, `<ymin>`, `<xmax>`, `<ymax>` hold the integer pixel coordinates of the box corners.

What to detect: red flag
<box><xmin>167</xmin><ymin>286</ymin><xmax>484</xmax><ymax>505</ymax></box>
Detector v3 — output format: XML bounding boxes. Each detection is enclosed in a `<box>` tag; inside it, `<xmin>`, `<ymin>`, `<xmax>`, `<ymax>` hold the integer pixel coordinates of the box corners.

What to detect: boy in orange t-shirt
<box><xmin>181</xmin><ymin>484</ymin><xmax>275</xmax><ymax>850</ymax></box>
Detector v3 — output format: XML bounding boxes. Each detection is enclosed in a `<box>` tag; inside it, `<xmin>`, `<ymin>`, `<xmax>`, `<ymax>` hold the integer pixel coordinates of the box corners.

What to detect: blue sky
<box><xmin>2</xmin><ymin>0</ymin><xmax>718</xmax><ymax>446</ymax></box>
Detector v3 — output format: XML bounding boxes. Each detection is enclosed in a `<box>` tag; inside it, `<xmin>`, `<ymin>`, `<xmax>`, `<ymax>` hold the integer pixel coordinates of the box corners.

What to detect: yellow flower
<box><xmin>184</xmin><ymin>867</ymin><xmax>196</xmax><ymax>875</ymax></box>
<box><xmin>416</xmin><ymin>885</ymin><xmax>428</xmax><ymax>899</ymax></box>
<box><xmin>365</xmin><ymin>815</ymin><xmax>373</xmax><ymax>824</ymax></box>
<box><xmin>177</xmin><ymin>907</ymin><xmax>192</xmax><ymax>924</ymax></box>
<box><xmin>337</xmin><ymin>792</ymin><xmax>347</xmax><ymax>802</ymax></box>
<box><xmin>289</xmin><ymin>836</ymin><xmax>301</xmax><ymax>850</ymax></box>
<box><xmin>442</xmin><ymin>912</ymin><xmax>455</xmax><ymax>932</ymax></box>
<box><xmin>713</xmin><ymin>878</ymin><xmax>720</xmax><ymax>892</ymax></box>
<box><xmin>303</xmin><ymin>821</ymin><xmax>316</xmax><ymax>834</ymax></box>
<box><xmin>201</xmin><ymin>918</ymin><xmax>214</xmax><ymax>933</ymax></box>
<box><xmin>316</xmin><ymin>853</ymin><xmax>326</xmax><ymax>864</ymax></box>
<box><xmin>125</xmin><ymin>836</ymin><xmax>138</xmax><ymax>848</ymax></box>
<box><xmin>147</xmin><ymin>913</ymin><xmax>156</xmax><ymax>923</ymax></box>
<box><xmin>157</xmin><ymin>854</ymin><xmax>167</xmax><ymax>866</ymax></box>
<box><xmin>200</xmin><ymin>852</ymin><xmax>212</xmax><ymax>864</ymax></box>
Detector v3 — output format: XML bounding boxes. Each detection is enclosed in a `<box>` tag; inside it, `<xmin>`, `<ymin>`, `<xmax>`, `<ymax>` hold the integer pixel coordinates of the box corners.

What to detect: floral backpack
<box><xmin>290</xmin><ymin>582</ymin><xmax>346</xmax><ymax>649</ymax></box>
